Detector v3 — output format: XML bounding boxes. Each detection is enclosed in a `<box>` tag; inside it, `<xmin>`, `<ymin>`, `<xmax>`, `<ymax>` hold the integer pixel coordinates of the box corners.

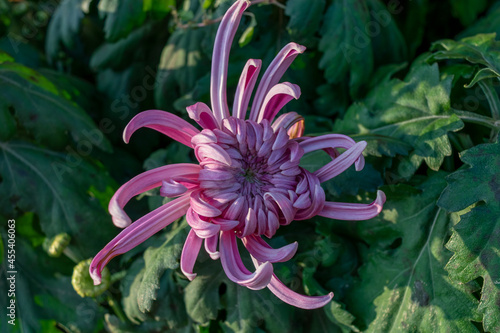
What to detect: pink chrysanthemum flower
<box><xmin>90</xmin><ymin>0</ymin><xmax>385</xmax><ymax>309</ymax></box>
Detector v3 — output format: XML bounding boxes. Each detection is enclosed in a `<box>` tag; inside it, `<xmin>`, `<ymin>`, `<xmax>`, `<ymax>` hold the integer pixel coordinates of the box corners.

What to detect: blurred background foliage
<box><xmin>0</xmin><ymin>0</ymin><xmax>500</xmax><ymax>332</ymax></box>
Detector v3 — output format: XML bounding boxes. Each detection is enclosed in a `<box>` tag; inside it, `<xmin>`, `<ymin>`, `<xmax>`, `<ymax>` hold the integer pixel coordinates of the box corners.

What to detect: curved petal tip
<box><xmin>267</xmin><ymin>275</ymin><xmax>334</xmax><ymax>309</ymax></box>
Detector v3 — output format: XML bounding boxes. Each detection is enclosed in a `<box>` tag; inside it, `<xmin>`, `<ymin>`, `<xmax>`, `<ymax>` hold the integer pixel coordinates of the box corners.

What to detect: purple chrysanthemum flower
<box><xmin>90</xmin><ymin>0</ymin><xmax>385</xmax><ymax>309</ymax></box>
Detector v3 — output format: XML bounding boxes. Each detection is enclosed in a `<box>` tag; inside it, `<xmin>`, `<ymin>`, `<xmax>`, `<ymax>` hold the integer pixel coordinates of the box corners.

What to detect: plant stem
<box><xmin>454</xmin><ymin>109</ymin><xmax>500</xmax><ymax>130</ymax></box>
<box><xmin>110</xmin><ymin>270</ymin><xmax>127</xmax><ymax>284</ymax></box>
<box><xmin>107</xmin><ymin>293</ymin><xmax>128</xmax><ymax>323</ymax></box>
<box><xmin>477</xmin><ymin>80</ymin><xmax>500</xmax><ymax>141</ymax></box>
<box><xmin>251</xmin><ymin>0</ymin><xmax>286</xmax><ymax>10</ymax></box>
<box><xmin>63</xmin><ymin>247</ymin><xmax>81</xmax><ymax>264</ymax></box>
<box><xmin>478</xmin><ymin>80</ymin><xmax>500</xmax><ymax>120</ymax></box>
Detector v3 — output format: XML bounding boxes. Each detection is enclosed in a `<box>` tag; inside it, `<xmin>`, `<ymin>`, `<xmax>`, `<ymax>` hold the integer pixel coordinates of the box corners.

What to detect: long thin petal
<box><xmin>160</xmin><ymin>179</ymin><xmax>188</xmax><ymax>197</ymax></box>
<box><xmin>264</xmin><ymin>191</ymin><xmax>295</xmax><ymax>224</ymax></box>
<box><xmin>314</xmin><ymin>141</ymin><xmax>367</xmax><ymax>183</ymax></box>
<box><xmin>267</xmin><ymin>274</ymin><xmax>333</xmax><ymax>309</ymax></box>
<box><xmin>250</xmin><ymin>43</ymin><xmax>306</xmax><ymax>120</ymax></box>
<box><xmin>242</xmin><ymin>235</ymin><xmax>298</xmax><ymax>263</ymax></box>
<box><xmin>181</xmin><ymin>229</ymin><xmax>203</xmax><ymax>280</ymax></box>
<box><xmin>205</xmin><ymin>235</ymin><xmax>220</xmax><ymax>260</ymax></box>
<box><xmin>186</xmin><ymin>207</ymin><xmax>221</xmax><ymax>238</ymax></box>
<box><xmin>109</xmin><ymin>164</ymin><xmax>201</xmax><ymax>228</ymax></box>
<box><xmin>299</xmin><ymin>134</ymin><xmax>365</xmax><ymax>171</ymax></box>
<box><xmin>212</xmin><ymin>217</ymin><xmax>240</xmax><ymax>231</ymax></box>
<box><xmin>195</xmin><ymin>143</ymin><xmax>232</xmax><ymax>166</ymax></box>
<box><xmin>233</xmin><ymin>59</ymin><xmax>262</xmax><ymax>119</ymax></box>
<box><xmin>299</xmin><ymin>134</ymin><xmax>357</xmax><ymax>153</ymax></box>
<box><xmin>319</xmin><ymin>190</ymin><xmax>386</xmax><ymax>221</ymax></box>
<box><xmin>287</xmin><ymin>120</ymin><xmax>305</xmax><ymax>139</ymax></box>
<box><xmin>90</xmin><ymin>195</ymin><xmax>190</xmax><ymax>285</ymax></box>
<box><xmin>124</xmin><ymin>110</ymin><xmax>199</xmax><ymax>147</ymax></box>
<box><xmin>211</xmin><ymin>0</ymin><xmax>249</xmax><ymax>126</ymax></box>
<box><xmin>186</xmin><ymin>102</ymin><xmax>218</xmax><ymax>130</ymax></box>
<box><xmin>219</xmin><ymin>231</ymin><xmax>273</xmax><ymax>290</ymax></box>
<box><xmin>271</xmin><ymin>112</ymin><xmax>304</xmax><ymax>139</ymax></box>
<box><xmin>190</xmin><ymin>190</ymin><xmax>222</xmax><ymax>217</ymax></box>
<box><xmin>254</xmin><ymin>82</ymin><xmax>301</xmax><ymax>123</ymax></box>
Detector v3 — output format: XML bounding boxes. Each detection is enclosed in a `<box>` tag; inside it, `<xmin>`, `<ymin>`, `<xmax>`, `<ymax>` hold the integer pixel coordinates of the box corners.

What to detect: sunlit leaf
<box><xmin>430</xmin><ymin>33</ymin><xmax>500</xmax><ymax>86</ymax></box>
<box><xmin>438</xmin><ymin>142</ymin><xmax>500</xmax><ymax>332</ymax></box>
<box><xmin>0</xmin><ymin>61</ymin><xmax>111</xmax><ymax>151</ymax></box>
<box><xmin>334</xmin><ymin>63</ymin><xmax>463</xmax><ymax>173</ymax></box>
<box><xmin>155</xmin><ymin>28</ymin><xmax>209</xmax><ymax>112</ymax></box>
<box><xmin>347</xmin><ymin>173</ymin><xmax>480</xmax><ymax>332</ymax></box>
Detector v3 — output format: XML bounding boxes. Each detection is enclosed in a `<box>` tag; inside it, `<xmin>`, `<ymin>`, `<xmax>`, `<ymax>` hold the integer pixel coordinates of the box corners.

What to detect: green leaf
<box><xmin>465</xmin><ymin>68</ymin><xmax>500</xmax><ymax>88</ymax></box>
<box><xmin>222</xmin><ymin>281</ymin><xmax>296</xmax><ymax>333</ymax></box>
<box><xmin>138</xmin><ymin>222</ymin><xmax>187</xmax><ymax>313</ymax></box>
<box><xmin>285</xmin><ymin>0</ymin><xmax>326</xmax><ymax>47</ymax></box>
<box><xmin>393</xmin><ymin>0</ymin><xmax>428</xmax><ymax>58</ymax></box>
<box><xmin>334</xmin><ymin>63</ymin><xmax>463</xmax><ymax>172</ymax></box>
<box><xmin>347</xmin><ymin>173</ymin><xmax>481</xmax><ymax>332</ymax></box>
<box><xmin>37</xmin><ymin>69</ymin><xmax>102</xmax><ymax>117</ymax></box>
<box><xmin>438</xmin><ymin>142</ymin><xmax>500</xmax><ymax>332</ymax></box>
<box><xmin>314</xmin><ymin>83</ymin><xmax>350</xmax><ymax>117</ymax></box>
<box><xmin>122</xmin><ymin>259</ymin><xmax>149</xmax><ymax>324</ymax></box>
<box><xmin>184</xmin><ymin>260</ymin><xmax>223</xmax><ymax>325</ymax></box>
<box><xmin>143</xmin><ymin>0</ymin><xmax>175</xmax><ymax>19</ymax></box>
<box><xmin>0</xmin><ymin>103</ymin><xmax>15</xmax><ymax>141</ymax></box>
<box><xmin>98</xmin><ymin>0</ymin><xmax>147</xmax><ymax>42</ymax></box>
<box><xmin>324</xmin><ymin>301</ymin><xmax>360</xmax><ymax>333</ymax></box>
<box><xmin>90</xmin><ymin>23</ymin><xmax>154</xmax><ymax>71</ymax></box>
<box><xmin>0</xmin><ymin>141</ymin><xmax>117</xmax><ymax>257</ymax></box>
<box><xmin>16</xmin><ymin>212</ymin><xmax>45</xmax><ymax>247</ymax></box>
<box><xmin>238</xmin><ymin>13</ymin><xmax>256</xmax><ymax>48</ymax></box>
<box><xmin>143</xmin><ymin>144</ymin><xmax>193</xmax><ymax>171</ymax></box>
<box><xmin>0</xmin><ymin>61</ymin><xmax>111</xmax><ymax>151</ymax></box>
<box><xmin>45</xmin><ymin>0</ymin><xmax>84</xmax><ymax>65</ymax></box>
<box><xmin>367</xmin><ymin>0</ymin><xmax>407</xmax><ymax>67</ymax></box>
<box><xmin>429</xmin><ymin>33</ymin><xmax>500</xmax><ymax>86</ymax></box>
<box><xmin>119</xmin><ymin>220</ymin><xmax>189</xmax><ymax>326</ymax></box>
<box><xmin>155</xmin><ymin>28</ymin><xmax>209</xmax><ymax>112</ymax></box>
<box><xmin>319</xmin><ymin>0</ymin><xmax>406</xmax><ymax>97</ymax></box>
<box><xmin>459</xmin><ymin>3</ymin><xmax>500</xmax><ymax>39</ymax></box>
<box><xmin>449</xmin><ymin>0</ymin><xmax>488</xmax><ymax>26</ymax></box>
<box><xmin>319</xmin><ymin>0</ymin><xmax>372</xmax><ymax>97</ymax></box>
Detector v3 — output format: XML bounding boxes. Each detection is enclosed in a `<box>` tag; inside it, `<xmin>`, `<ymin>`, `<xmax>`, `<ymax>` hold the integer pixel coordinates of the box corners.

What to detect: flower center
<box><xmin>189</xmin><ymin>117</ymin><xmax>321</xmax><ymax>238</ymax></box>
<box><xmin>240</xmin><ymin>167</ymin><xmax>260</xmax><ymax>183</ymax></box>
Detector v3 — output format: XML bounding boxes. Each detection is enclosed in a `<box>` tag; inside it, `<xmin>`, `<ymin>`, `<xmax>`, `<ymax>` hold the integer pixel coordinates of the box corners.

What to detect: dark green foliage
<box><xmin>1</xmin><ymin>0</ymin><xmax>500</xmax><ymax>332</ymax></box>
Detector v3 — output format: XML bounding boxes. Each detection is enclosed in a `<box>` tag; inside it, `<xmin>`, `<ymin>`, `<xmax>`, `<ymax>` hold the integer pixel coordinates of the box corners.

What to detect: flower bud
<box><xmin>72</xmin><ymin>258</ymin><xmax>110</xmax><ymax>297</ymax></box>
<box><xmin>43</xmin><ymin>233</ymin><xmax>71</xmax><ymax>257</ymax></box>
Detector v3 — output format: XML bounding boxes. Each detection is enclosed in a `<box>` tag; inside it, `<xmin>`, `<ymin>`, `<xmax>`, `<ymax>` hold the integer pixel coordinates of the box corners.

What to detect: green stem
<box><xmin>454</xmin><ymin>109</ymin><xmax>500</xmax><ymax>130</ymax></box>
<box><xmin>62</xmin><ymin>247</ymin><xmax>81</xmax><ymax>264</ymax></box>
<box><xmin>478</xmin><ymin>80</ymin><xmax>500</xmax><ymax>120</ymax></box>
<box><xmin>107</xmin><ymin>293</ymin><xmax>128</xmax><ymax>323</ymax></box>
<box><xmin>110</xmin><ymin>270</ymin><xmax>127</xmax><ymax>284</ymax></box>
<box><xmin>477</xmin><ymin>80</ymin><xmax>500</xmax><ymax>141</ymax></box>
<box><xmin>251</xmin><ymin>0</ymin><xmax>287</xmax><ymax>10</ymax></box>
